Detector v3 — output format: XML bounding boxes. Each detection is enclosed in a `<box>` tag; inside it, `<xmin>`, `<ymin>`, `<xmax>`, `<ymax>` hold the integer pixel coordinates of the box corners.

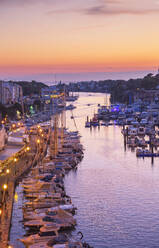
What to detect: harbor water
<box><xmin>10</xmin><ymin>92</ymin><xmax>159</xmax><ymax>247</ymax></box>
<box><xmin>64</xmin><ymin>93</ymin><xmax>159</xmax><ymax>248</ymax></box>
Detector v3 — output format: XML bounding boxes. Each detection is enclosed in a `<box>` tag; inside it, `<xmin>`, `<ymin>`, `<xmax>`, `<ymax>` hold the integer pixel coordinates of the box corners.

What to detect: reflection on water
<box><xmin>65</xmin><ymin>93</ymin><xmax>159</xmax><ymax>248</ymax></box>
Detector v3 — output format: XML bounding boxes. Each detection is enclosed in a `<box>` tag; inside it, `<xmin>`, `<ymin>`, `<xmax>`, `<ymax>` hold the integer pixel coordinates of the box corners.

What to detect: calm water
<box><xmin>64</xmin><ymin>93</ymin><xmax>159</xmax><ymax>248</ymax></box>
<box><xmin>10</xmin><ymin>92</ymin><xmax>159</xmax><ymax>248</ymax></box>
<box><xmin>2</xmin><ymin>70</ymin><xmax>156</xmax><ymax>84</ymax></box>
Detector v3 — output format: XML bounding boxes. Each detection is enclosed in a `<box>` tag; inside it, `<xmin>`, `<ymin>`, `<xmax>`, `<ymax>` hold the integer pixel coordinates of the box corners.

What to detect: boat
<box><xmin>66</xmin><ymin>104</ymin><xmax>76</xmax><ymax>110</ymax></box>
<box><xmin>137</xmin><ymin>126</ymin><xmax>146</xmax><ymax>136</ymax></box>
<box><xmin>136</xmin><ymin>148</ymin><xmax>159</xmax><ymax>157</ymax></box>
<box><xmin>65</xmin><ymin>95</ymin><xmax>78</xmax><ymax>102</ymax></box>
<box><xmin>47</xmin><ymin>204</ymin><xmax>77</xmax><ymax>215</ymax></box>
<box><xmin>129</xmin><ymin>127</ymin><xmax>137</xmax><ymax>137</ymax></box>
<box><xmin>137</xmin><ymin>138</ymin><xmax>147</xmax><ymax>148</ymax></box>
<box><xmin>101</xmin><ymin>122</ymin><xmax>109</xmax><ymax>126</ymax></box>
<box><xmin>90</xmin><ymin>114</ymin><xmax>99</xmax><ymax>126</ymax></box>
<box><xmin>85</xmin><ymin>116</ymin><xmax>91</xmax><ymax>128</ymax></box>
<box><xmin>19</xmin><ymin>233</ymin><xmax>57</xmax><ymax>246</ymax></box>
<box><xmin>127</xmin><ymin>138</ymin><xmax>137</xmax><ymax>148</ymax></box>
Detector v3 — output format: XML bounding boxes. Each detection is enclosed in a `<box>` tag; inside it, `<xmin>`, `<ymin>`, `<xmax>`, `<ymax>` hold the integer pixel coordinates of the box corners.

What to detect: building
<box><xmin>0</xmin><ymin>81</ymin><xmax>22</xmax><ymax>105</ymax></box>
<box><xmin>41</xmin><ymin>85</ymin><xmax>58</xmax><ymax>98</ymax></box>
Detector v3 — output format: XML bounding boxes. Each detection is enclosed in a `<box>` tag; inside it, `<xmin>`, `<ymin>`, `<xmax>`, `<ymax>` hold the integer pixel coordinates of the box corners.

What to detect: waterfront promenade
<box><xmin>0</xmin><ymin>126</ymin><xmax>49</xmax><ymax>248</ymax></box>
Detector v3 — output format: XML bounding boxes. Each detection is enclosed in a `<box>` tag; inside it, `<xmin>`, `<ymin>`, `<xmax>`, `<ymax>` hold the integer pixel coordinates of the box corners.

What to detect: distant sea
<box><xmin>1</xmin><ymin>70</ymin><xmax>157</xmax><ymax>85</ymax></box>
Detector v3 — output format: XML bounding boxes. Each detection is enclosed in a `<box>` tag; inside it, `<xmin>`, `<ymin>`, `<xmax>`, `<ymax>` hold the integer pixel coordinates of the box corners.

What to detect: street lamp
<box><xmin>26</xmin><ymin>146</ymin><xmax>30</xmax><ymax>151</ymax></box>
<box><xmin>3</xmin><ymin>184</ymin><xmax>7</xmax><ymax>190</ymax></box>
<box><xmin>14</xmin><ymin>158</ymin><xmax>18</xmax><ymax>176</ymax></box>
<box><xmin>6</xmin><ymin>169</ymin><xmax>10</xmax><ymax>184</ymax></box>
<box><xmin>2</xmin><ymin>184</ymin><xmax>8</xmax><ymax>203</ymax></box>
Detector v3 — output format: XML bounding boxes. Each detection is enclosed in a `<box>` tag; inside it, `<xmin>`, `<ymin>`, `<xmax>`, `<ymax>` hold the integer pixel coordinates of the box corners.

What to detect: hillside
<box><xmin>15</xmin><ymin>80</ymin><xmax>48</xmax><ymax>96</ymax></box>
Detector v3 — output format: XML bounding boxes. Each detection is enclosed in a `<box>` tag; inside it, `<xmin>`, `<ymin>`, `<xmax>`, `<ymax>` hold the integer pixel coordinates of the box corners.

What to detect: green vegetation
<box><xmin>15</xmin><ymin>80</ymin><xmax>48</xmax><ymax>96</ymax></box>
<box><xmin>68</xmin><ymin>73</ymin><xmax>159</xmax><ymax>104</ymax></box>
<box><xmin>0</xmin><ymin>102</ymin><xmax>22</xmax><ymax>119</ymax></box>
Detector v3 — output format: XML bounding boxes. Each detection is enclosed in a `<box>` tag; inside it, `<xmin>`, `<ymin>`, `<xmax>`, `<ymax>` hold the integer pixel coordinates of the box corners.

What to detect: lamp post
<box><xmin>37</xmin><ymin>138</ymin><xmax>41</xmax><ymax>159</ymax></box>
<box><xmin>14</xmin><ymin>157</ymin><xmax>17</xmax><ymax>176</ymax></box>
<box><xmin>2</xmin><ymin>184</ymin><xmax>8</xmax><ymax>204</ymax></box>
<box><xmin>6</xmin><ymin>168</ymin><xmax>10</xmax><ymax>184</ymax></box>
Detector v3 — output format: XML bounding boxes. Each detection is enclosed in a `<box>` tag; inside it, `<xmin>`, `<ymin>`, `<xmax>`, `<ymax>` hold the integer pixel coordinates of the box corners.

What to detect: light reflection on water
<box><xmin>64</xmin><ymin>93</ymin><xmax>159</xmax><ymax>248</ymax></box>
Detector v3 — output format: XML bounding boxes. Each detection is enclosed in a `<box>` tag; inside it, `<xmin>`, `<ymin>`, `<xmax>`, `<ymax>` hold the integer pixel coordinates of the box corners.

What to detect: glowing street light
<box><xmin>14</xmin><ymin>158</ymin><xmax>17</xmax><ymax>162</ymax></box>
<box><xmin>14</xmin><ymin>192</ymin><xmax>18</xmax><ymax>202</ymax></box>
<box><xmin>37</xmin><ymin>139</ymin><xmax>40</xmax><ymax>144</ymax></box>
<box><xmin>3</xmin><ymin>184</ymin><xmax>7</xmax><ymax>190</ymax></box>
<box><xmin>26</xmin><ymin>146</ymin><xmax>30</xmax><ymax>151</ymax></box>
<box><xmin>6</xmin><ymin>169</ymin><xmax>10</xmax><ymax>174</ymax></box>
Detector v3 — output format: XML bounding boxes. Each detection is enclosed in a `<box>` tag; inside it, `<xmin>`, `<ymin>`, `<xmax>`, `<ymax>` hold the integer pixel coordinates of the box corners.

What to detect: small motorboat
<box><xmin>90</xmin><ymin>114</ymin><xmax>99</xmax><ymax>127</ymax></box>
<box><xmin>85</xmin><ymin>116</ymin><xmax>91</xmax><ymax>128</ymax></box>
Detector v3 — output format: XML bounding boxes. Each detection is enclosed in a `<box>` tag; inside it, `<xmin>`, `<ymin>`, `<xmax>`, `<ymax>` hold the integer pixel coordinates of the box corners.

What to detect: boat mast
<box><xmin>61</xmin><ymin>91</ymin><xmax>66</xmax><ymax>148</ymax></box>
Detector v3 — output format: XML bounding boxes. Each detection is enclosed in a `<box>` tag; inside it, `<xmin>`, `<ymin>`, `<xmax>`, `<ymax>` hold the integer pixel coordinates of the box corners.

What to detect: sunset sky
<box><xmin>1</xmin><ymin>0</ymin><xmax>159</xmax><ymax>80</ymax></box>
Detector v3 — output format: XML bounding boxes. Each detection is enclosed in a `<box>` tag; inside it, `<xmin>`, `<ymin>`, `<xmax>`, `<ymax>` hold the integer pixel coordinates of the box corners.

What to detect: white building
<box><xmin>0</xmin><ymin>81</ymin><xmax>22</xmax><ymax>105</ymax></box>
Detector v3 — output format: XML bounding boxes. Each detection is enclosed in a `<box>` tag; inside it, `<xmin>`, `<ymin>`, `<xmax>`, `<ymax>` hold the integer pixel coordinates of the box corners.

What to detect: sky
<box><xmin>0</xmin><ymin>0</ymin><xmax>159</xmax><ymax>81</ymax></box>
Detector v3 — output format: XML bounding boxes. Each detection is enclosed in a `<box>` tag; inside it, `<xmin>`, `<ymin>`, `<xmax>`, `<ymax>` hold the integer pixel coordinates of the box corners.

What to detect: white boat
<box><xmin>129</xmin><ymin>128</ymin><xmax>137</xmax><ymax>136</ymax></box>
